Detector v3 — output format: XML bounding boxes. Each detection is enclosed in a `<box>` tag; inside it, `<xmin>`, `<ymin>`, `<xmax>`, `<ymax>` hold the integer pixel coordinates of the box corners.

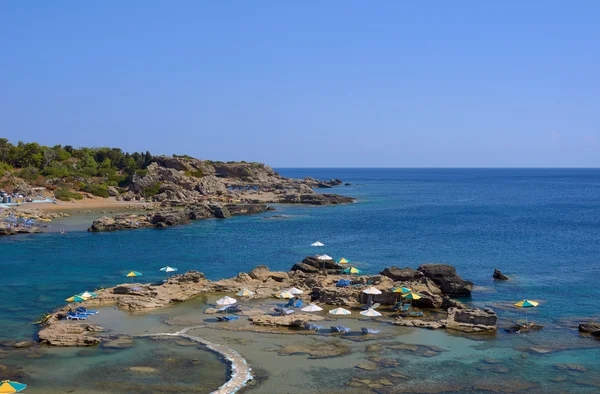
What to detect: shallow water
<box><xmin>2</xmin><ymin>168</ymin><xmax>600</xmax><ymax>392</ymax></box>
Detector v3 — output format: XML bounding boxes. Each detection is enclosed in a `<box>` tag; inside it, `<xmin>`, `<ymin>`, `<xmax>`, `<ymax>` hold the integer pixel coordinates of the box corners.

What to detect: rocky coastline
<box><xmin>37</xmin><ymin>257</ymin><xmax>497</xmax><ymax>347</ymax></box>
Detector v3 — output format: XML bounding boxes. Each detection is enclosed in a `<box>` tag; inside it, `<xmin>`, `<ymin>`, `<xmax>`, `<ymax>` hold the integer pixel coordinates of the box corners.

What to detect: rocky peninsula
<box><xmin>38</xmin><ymin>257</ymin><xmax>496</xmax><ymax>347</ymax></box>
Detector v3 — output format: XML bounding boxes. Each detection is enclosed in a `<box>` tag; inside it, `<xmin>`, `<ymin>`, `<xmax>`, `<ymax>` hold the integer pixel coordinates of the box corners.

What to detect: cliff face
<box><xmin>122</xmin><ymin>156</ymin><xmax>353</xmax><ymax>206</ymax></box>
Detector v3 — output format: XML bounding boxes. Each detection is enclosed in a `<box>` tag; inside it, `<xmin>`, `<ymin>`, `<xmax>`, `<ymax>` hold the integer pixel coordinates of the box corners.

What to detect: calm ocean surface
<box><xmin>1</xmin><ymin>168</ymin><xmax>600</xmax><ymax>340</ymax></box>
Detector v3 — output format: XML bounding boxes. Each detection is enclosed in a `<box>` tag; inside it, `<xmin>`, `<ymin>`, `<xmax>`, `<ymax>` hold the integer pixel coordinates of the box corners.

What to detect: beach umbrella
<box><xmin>216</xmin><ymin>296</ymin><xmax>237</xmax><ymax>306</ymax></box>
<box><xmin>317</xmin><ymin>254</ymin><xmax>333</xmax><ymax>260</ymax></box>
<box><xmin>78</xmin><ymin>291</ymin><xmax>97</xmax><ymax>298</ymax></box>
<box><xmin>360</xmin><ymin>309</ymin><xmax>382</xmax><ymax>317</ymax></box>
<box><xmin>159</xmin><ymin>266</ymin><xmax>178</xmax><ymax>273</ymax></box>
<box><xmin>392</xmin><ymin>287</ymin><xmax>411</xmax><ymax>294</ymax></box>
<box><xmin>343</xmin><ymin>267</ymin><xmax>361</xmax><ymax>275</ymax></box>
<box><xmin>277</xmin><ymin>291</ymin><xmax>294</xmax><ymax>299</ymax></box>
<box><xmin>514</xmin><ymin>299</ymin><xmax>539</xmax><ymax>324</ymax></box>
<box><xmin>0</xmin><ymin>380</ymin><xmax>27</xmax><ymax>393</ymax></box>
<box><xmin>329</xmin><ymin>307</ymin><xmax>351</xmax><ymax>315</ymax></box>
<box><xmin>402</xmin><ymin>292</ymin><xmax>422</xmax><ymax>300</ymax></box>
<box><xmin>362</xmin><ymin>287</ymin><xmax>382</xmax><ymax>295</ymax></box>
<box><xmin>337</xmin><ymin>258</ymin><xmax>351</xmax><ymax>264</ymax></box>
<box><xmin>288</xmin><ymin>287</ymin><xmax>304</xmax><ymax>295</ymax></box>
<box><xmin>216</xmin><ymin>296</ymin><xmax>237</xmax><ymax>316</ymax></box>
<box><xmin>301</xmin><ymin>304</ymin><xmax>323</xmax><ymax>312</ymax></box>
<box><xmin>125</xmin><ymin>271</ymin><xmax>142</xmax><ymax>284</ymax></box>
<box><xmin>65</xmin><ymin>295</ymin><xmax>86</xmax><ymax>303</ymax></box>
<box><xmin>236</xmin><ymin>288</ymin><xmax>255</xmax><ymax>297</ymax></box>
<box><xmin>311</xmin><ymin>241</ymin><xmax>325</xmax><ymax>247</ymax></box>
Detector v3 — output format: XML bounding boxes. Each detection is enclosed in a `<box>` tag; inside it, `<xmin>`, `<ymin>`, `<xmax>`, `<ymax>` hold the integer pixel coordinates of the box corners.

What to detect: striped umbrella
<box><xmin>360</xmin><ymin>309</ymin><xmax>382</xmax><ymax>317</ymax></box>
<box><xmin>329</xmin><ymin>307</ymin><xmax>351</xmax><ymax>315</ymax></box>
<box><xmin>337</xmin><ymin>258</ymin><xmax>351</xmax><ymax>264</ymax></box>
<box><xmin>343</xmin><ymin>267</ymin><xmax>361</xmax><ymax>275</ymax></box>
<box><xmin>236</xmin><ymin>289</ymin><xmax>255</xmax><ymax>297</ymax></box>
<box><xmin>65</xmin><ymin>295</ymin><xmax>86</xmax><ymax>303</ymax></box>
<box><xmin>79</xmin><ymin>291</ymin><xmax>97</xmax><ymax>298</ymax></box>
<box><xmin>125</xmin><ymin>271</ymin><xmax>143</xmax><ymax>283</ymax></box>
<box><xmin>0</xmin><ymin>380</ymin><xmax>27</xmax><ymax>393</ymax></box>
<box><xmin>514</xmin><ymin>299</ymin><xmax>539</xmax><ymax>324</ymax></box>
<box><xmin>277</xmin><ymin>291</ymin><xmax>294</xmax><ymax>299</ymax></box>
<box><xmin>301</xmin><ymin>304</ymin><xmax>323</xmax><ymax>312</ymax></box>
<box><xmin>402</xmin><ymin>292</ymin><xmax>422</xmax><ymax>300</ymax></box>
<box><xmin>392</xmin><ymin>287</ymin><xmax>411</xmax><ymax>294</ymax></box>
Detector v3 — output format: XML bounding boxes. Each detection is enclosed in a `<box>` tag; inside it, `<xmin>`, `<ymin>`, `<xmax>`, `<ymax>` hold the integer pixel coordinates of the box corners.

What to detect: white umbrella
<box><xmin>216</xmin><ymin>296</ymin><xmax>237</xmax><ymax>306</ymax></box>
<box><xmin>362</xmin><ymin>287</ymin><xmax>382</xmax><ymax>295</ymax></box>
<box><xmin>277</xmin><ymin>291</ymin><xmax>294</xmax><ymax>299</ymax></box>
<box><xmin>159</xmin><ymin>266</ymin><xmax>178</xmax><ymax>273</ymax></box>
<box><xmin>317</xmin><ymin>254</ymin><xmax>333</xmax><ymax>260</ymax></box>
<box><xmin>78</xmin><ymin>291</ymin><xmax>96</xmax><ymax>298</ymax></box>
<box><xmin>311</xmin><ymin>241</ymin><xmax>324</xmax><ymax>247</ymax></box>
<box><xmin>360</xmin><ymin>309</ymin><xmax>382</xmax><ymax>317</ymax></box>
<box><xmin>301</xmin><ymin>304</ymin><xmax>323</xmax><ymax>312</ymax></box>
<box><xmin>329</xmin><ymin>307</ymin><xmax>351</xmax><ymax>315</ymax></box>
<box><xmin>288</xmin><ymin>287</ymin><xmax>304</xmax><ymax>295</ymax></box>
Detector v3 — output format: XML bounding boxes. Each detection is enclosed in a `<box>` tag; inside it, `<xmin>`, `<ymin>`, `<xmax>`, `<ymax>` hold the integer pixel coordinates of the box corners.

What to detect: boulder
<box><xmin>107</xmin><ymin>186</ymin><xmax>120</xmax><ymax>197</ymax></box>
<box><xmin>196</xmin><ymin>175</ymin><xmax>227</xmax><ymax>195</ymax></box>
<box><xmin>213</xmin><ymin>206</ymin><xmax>231</xmax><ymax>219</ymax></box>
<box><xmin>394</xmin><ymin>319</ymin><xmax>445</xmax><ymax>330</ymax></box>
<box><xmin>446</xmin><ymin>307</ymin><xmax>497</xmax><ymax>332</ymax></box>
<box><xmin>578</xmin><ymin>322</ymin><xmax>600</xmax><ymax>336</ymax></box>
<box><xmin>418</xmin><ymin>264</ymin><xmax>473</xmax><ymax>297</ymax></box>
<box><xmin>493</xmin><ymin>269</ymin><xmax>509</xmax><ymax>280</ymax></box>
<box><xmin>380</xmin><ymin>266</ymin><xmax>424</xmax><ymax>282</ymax></box>
<box><xmin>248</xmin><ymin>265</ymin><xmax>270</xmax><ymax>281</ymax></box>
<box><xmin>290</xmin><ymin>262</ymin><xmax>320</xmax><ymax>274</ymax></box>
<box><xmin>249</xmin><ymin>314</ymin><xmax>324</xmax><ymax>327</ymax></box>
<box><xmin>300</xmin><ymin>256</ymin><xmax>339</xmax><ymax>271</ymax></box>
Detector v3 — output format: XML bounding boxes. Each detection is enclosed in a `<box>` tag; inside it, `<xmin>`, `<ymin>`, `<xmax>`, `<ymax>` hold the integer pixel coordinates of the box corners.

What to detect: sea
<box><xmin>1</xmin><ymin>168</ymin><xmax>599</xmax><ymax>393</ymax></box>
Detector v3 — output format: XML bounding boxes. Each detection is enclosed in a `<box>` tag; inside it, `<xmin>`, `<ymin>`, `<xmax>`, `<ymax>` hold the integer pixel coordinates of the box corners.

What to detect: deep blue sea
<box><xmin>2</xmin><ymin>168</ymin><xmax>600</xmax><ymax>342</ymax></box>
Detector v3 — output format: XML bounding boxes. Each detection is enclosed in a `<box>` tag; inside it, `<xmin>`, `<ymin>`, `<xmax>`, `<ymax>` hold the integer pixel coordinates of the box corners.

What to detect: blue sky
<box><xmin>1</xmin><ymin>1</ymin><xmax>598</xmax><ymax>167</ymax></box>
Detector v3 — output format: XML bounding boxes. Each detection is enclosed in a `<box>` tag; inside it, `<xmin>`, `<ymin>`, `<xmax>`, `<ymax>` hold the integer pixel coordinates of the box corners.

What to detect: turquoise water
<box><xmin>1</xmin><ymin>168</ymin><xmax>600</xmax><ymax>391</ymax></box>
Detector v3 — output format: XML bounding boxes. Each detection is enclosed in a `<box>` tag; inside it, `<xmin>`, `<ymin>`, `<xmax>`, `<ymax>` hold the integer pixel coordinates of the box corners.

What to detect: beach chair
<box><xmin>285</xmin><ymin>298</ymin><xmax>295</xmax><ymax>307</ymax></box>
<box><xmin>336</xmin><ymin>279</ymin><xmax>351</xmax><ymax>288</ymax></box>
<box><xmin>409</xmin><ymin>311</ymin><xmax>424</xmax><ymax>317</ymax></box>
<box><xmin>391</xmin><ymin>301</ymin><xmax>402</xmax><ymax>311</ymax></box>
<box><xmin>274</xmin><ymin>308</ymin><xmax>294</xmax><ymax>316</ymax></box>
<box><xmin>66</xmin><ymin>312</ymin><xmax>88</xmax><ymax>320</ymax></box>
<box><xmin>217</xmin><ymin>316</ymin><xmax>239</xmax><ymax>322</ymax></box>
<box><xmin>294</xmin><ymin>299</ymin><xmax>303</xmax><ymax>308</ymax></box>
<box><xmin>330</xmin><ymin>325</ymin><xmax>350</xmax><ymax>334</ymax></box>
<box><xmin>371</xmin><ymin>303</ymin><xmax>381</xmax><ymax>310</ymax></box>
<box><xmin>361</xmin><ymin>328</ymin><xmax>381</xmax><ymax>335</ymax></box>
<box><xmin>361</xmin><ymin>299</ymin><xmax>373</xmax><ymax>310</ymax></box>
<box><xmin>402</xmin><ymin>303</ymin><xmax>411</xmax><ymax>312</ymax></box>
<box><xmin>303</xmin><ymin>322</ymin><xmax>324</xmax><ymax>331</ymax></box>
<box><xmin>75</xmin><ymin>307</ymin><xmax>99</xmax><ymax>315</ymax></box>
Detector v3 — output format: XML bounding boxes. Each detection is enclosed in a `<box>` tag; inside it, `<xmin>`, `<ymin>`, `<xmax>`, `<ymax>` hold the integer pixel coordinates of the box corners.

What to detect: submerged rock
<box><xmin>446</xmin><ymin>307</ymin><xmax>497</xmax><ymax>332</ymax></box>
<box><xmin>578</xmin><ymin>322</ymin><xmax>600</xmax><ymax>337</ymax></box>
<box><xmin>493</xmin><ymin>269</ymin><xmax>509</xmax><ymax>280</ymax></box>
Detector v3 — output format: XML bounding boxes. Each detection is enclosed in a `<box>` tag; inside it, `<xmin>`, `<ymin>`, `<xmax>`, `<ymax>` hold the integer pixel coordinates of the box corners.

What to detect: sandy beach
<box><xmin>13</xmin><ymin>198</ymin><xmax>154</xmax><ymax>213</ymax></box>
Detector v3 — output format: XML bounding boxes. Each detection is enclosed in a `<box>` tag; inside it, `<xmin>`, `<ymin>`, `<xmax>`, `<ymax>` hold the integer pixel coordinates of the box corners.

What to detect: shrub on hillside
<box><xmin>54</xmin><ymin>188</ymin><xmax>83</xmax><ymax>201</ymax></box>
<box><xmin>81</xmin><ymin>183</ymin><xmax>110</xmax><ymax>198</ymax></box>
<box><xmin>141</xmin><ymin>182</ymin><xmax>161</xmax><ymax>198</ymax></box>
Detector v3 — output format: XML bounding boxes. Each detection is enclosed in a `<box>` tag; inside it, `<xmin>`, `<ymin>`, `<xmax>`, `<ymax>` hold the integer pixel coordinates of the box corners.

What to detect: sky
<box><xmin>1</xmin><ymin>1</ymin><xmax>599</xmax><ymax>167</ymax></box>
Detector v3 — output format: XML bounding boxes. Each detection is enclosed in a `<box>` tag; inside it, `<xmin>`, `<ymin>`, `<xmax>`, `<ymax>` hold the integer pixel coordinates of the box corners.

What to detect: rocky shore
<box><xmin>88</xmin><ymin>203</ymin><xmax>272</xmax><ymax>232</ymax></box>
<box><xmin>37</xmin><ymin>257</ymin><xmax>497</xmax><ymax>347</ymax></box>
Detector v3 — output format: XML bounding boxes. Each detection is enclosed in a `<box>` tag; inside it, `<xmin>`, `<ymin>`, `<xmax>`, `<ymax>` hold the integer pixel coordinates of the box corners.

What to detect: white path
<box><xmin>140</xmin><ymin>326</ymin><xmax>252</xmax><ymax>394</ymax></box>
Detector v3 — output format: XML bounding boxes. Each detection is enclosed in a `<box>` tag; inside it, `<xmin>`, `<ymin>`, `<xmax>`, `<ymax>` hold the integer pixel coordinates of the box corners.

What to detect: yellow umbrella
<box><xmin>277</xmin><ymin>291</ymin><xmax>294</xmax><ymax>299</ymax></box>
<box><xmin>338</xmin><ymin>258</ymin><xmax>350</xmax><ymax>264</ymax></box>
<box><xmin>392</xmin><ymin>287</ymin><xmax>411</xmax><ymax>294</ymax></box>
<box><xmin>343</xmin><ymin>267</ymin><xmax>361</xmax><ymax>275</ymax></box>
<box><xmin>402</xmin><ymin>292</ymin><xmax>422</xmax><ymax>300</ymax></box>
<box><xmin>514</xmin><ymin>299</ymin><xmax>539</xmax><ymax>324</ymax></box>
<box><xmin>125</xmin><ymin>271</ymin><xmax>143</xmax><ymax>284</ymax></box>
<box><xmin>0</xmin><ymin>380</ymin><xmax>27</xmax><ymax>393</ymax></box>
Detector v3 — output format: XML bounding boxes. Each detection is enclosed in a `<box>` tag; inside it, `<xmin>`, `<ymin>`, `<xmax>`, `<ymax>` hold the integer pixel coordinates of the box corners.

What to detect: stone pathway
<box><xmin>140</xmin><ymin>326</ymin><xmax>252</xmax><ymax>393</ymax></box>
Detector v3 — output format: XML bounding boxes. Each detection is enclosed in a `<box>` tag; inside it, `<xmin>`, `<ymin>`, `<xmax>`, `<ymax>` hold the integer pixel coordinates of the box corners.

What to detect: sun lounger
<box><xmin>218</xmin><ymin>305</ymin><xmax>240</xmax><ymax>313</ymax></box>
<box><xmin>76</xmin><ymin>307</ymin><xmax>99</xmax><ymax>315</ymax></box>
<box><xmin>330</xmin><ymin>326</ymin><xmax>350</xmax><ymax>334</ymax></box>
<box><xmin>371</xmin><ymin>303</ymin><xmax>381</xmax><ymax>310</ymax></box>
<box><xmin>294</xmin><ymin>299</ymin><xmax>303</xmax><ymax>308</ymax></box>
<box><xmin>303</xmin><ymin>322</ymin><xmax>324</xmax><ymax>331</ymax></box>
<box><xmin>392</xmin><ymin>302</ymin><xmax>402</xmax><ymax>311</ymax></box>
<box><xmin>361</xmin><ymin>327</ymin><xmax>381</xmax><ymax>335</ymax></box>
<box><xmin>217</xmin><ymin>316</ymin><xmax>239</xmax><ymax>322</ymax></box>
<box><xmin>274</xmin><ymin>307</ymin><xmax>294</xmax><ymax>316</ymax></box>
<box><xmin>361</xmin><ymin>300</ymin><xmax>373</xmax><ymax>310</ymax></box>
<box><xmin>285</xmin><ymin>298</ymin><xmax>295</xmax><ymax>307</ymax></box>
<box><xmin>66</xmin><ymin>312</ymin><xmax>88</xmax><ymax>320</ymax></box>
<box><xmin>402</xmin><ymin>303</ymin><xmax>411</xmax><ymax>312</ymax></box>
<box><xmin>409</xmin><ymin>311</ymin><xmax>424</xmax><ymax>317</ymax></box>
<box><xmin>336</xmin><ymin>279</ymin><xmax>351</xmax><ymax>288</ymax></box>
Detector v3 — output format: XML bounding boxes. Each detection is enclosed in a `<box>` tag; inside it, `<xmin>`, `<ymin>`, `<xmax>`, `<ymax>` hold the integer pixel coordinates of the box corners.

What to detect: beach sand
<box><xmin>14</xmin><ymin>197</ymin><xmax>153</xmax><ymax>212</ymax></box>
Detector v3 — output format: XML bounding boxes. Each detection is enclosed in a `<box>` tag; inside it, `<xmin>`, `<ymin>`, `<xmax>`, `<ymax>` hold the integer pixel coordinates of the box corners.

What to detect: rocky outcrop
<box><xmin>394</xmin><ymin>319</ymin><xmax>446</xmax><ymax>330</ymax></box>
<box><xmin>446</xmin><ymin>307</ymin><xmax>497</xmax><ymax>332</ymax></box>
<box><xmin>88</xmin><ymin>204</ymin><xmax>269</xmax><ymax>232</ymax></box>
<box><xmin>0</xmin><ymin>225</ymin><xmax>43</xmax><ymax>236</ymax></box>
<box><xmin>248</xmin><ymin>314</ymin><xmax>324</xmax><ymax>327</ymax></box>
<box><xmin>418</xmin><ymin>264</ymin><xmax>473</xmax><ymax>297</ymax></box>
<box><xmin>247</xmin><ymin>265</ymin><xmax>289</xmax><ymax>282</ymax></box>
<box><xmin>493</xmin><ymin>269</ymin><xmax>509</xmax><ymax>280</ymax></box>
<box><xmin>380</xmin><ymin>267</ymin><xmax>424</xmax><ymax>282</ymax></box>
<box><xmin>197</xmin><ymin>175</ymin><xmax>227</xmax><ymax>195</ymax></box>
<box><xmin>279</xmin><ymin>193</ymin><xmax>354</xmax><ymax>205</ymax></box>
<box><xmin>291</xmin><ymin>256</ymin><xmax>339</xmax><ymax>274</ymax></box>
<box><xmin>578</xmin><ymin>322</ymin><xmax>600</xmax><ymax>337</ymax></box>
<box><xmin>38</xmin><ymin>320</ymin><xmax>104</xmax><ymax>346</ymax></box>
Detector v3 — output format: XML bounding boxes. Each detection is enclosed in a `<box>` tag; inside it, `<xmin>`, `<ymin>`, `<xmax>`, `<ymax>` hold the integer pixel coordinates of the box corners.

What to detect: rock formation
<box><xmin>446</xmin><ymin>307</ymin><xmax>497</xmax><ymax>332</ymax></box>
<box><xmin>578</xmin><ymin>322</ymin><xmax>600</xmax><ymax>337</ymax></box>
<box><xmin>417</xmin><ymin>264</ymin><xmax>473</xmax><ymax>297</ymax></box>
<box><xmin>493</xmin><ymin>269</ymin><xmax>509</xmax><ymax>280</ymax></box>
